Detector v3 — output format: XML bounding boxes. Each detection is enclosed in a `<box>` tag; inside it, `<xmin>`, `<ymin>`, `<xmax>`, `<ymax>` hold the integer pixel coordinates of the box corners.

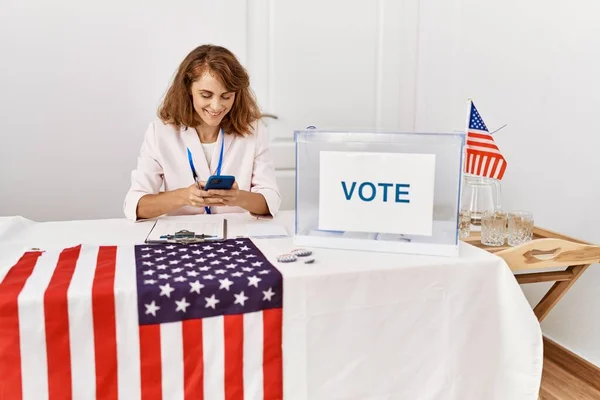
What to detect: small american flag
<box><xmin>0</xmin><ymin>238</ymin><xmax>283</xmax><ymax>400</ymax></box>
<box><xmin>464</xmin><ymin>101</ymin><xmax>507</xmax><ymax>180</ymax></box>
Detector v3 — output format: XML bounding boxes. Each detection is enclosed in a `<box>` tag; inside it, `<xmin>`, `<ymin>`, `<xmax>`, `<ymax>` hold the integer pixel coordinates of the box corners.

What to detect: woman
<box><xmin>123</xmin><ymin>44</ymin><xmax>281</xmax><ymax>221</ymax></box>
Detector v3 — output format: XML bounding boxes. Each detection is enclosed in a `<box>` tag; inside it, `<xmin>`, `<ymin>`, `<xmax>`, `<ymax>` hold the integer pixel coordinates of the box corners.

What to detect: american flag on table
<box><xmin>0</xmin><ymin>238</ymin><xmax>283</xmax><ymax>400</ymax></box>
<box><xmin>464</xmin><ymin>100</ymin><xmax>507</xmax><ymax>180</ymax></box>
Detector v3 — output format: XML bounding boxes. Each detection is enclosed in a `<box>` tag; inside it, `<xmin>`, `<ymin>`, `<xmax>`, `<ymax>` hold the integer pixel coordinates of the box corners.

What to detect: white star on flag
<box><xmin>145</xmin><ymin>301</ymin><xmax>160</xmax><ymax>316</ymax></box>
<box><xmin>263</xmin><ymin>288</ymin><xmax>275</xmax><ymax>301</ymax></box>
<box><xmin>175</xmin><ymin>297</ymin><xmax>191</xmax><ymax>312</ymax></box>
<box><xmin>159</xmin><ymin>283</ymin><xmax>175</xmax><ymax>298</ymax></box>
<box><xmin>219</xmin><ymin>278</ymin><xmax>234</xmax><ymax>291</ymax></box>
<box><xmin>189</xmin><ymin>280</ymin><xmax>205</xmax><ymax>294</ymax></box>
<box><xmin>234</xmin><ymin>291</ymin><xmax>249</xmax><ymax>306</ymax></box>
<box><xmin>248</xmin><ymin>275</ymin><xmax>261</xmax><ymax>288</ymax></box>
<box><xmin>205</xmin><ymin>294</ymin><xmax>220</xmax><ymax>309</ymax></box>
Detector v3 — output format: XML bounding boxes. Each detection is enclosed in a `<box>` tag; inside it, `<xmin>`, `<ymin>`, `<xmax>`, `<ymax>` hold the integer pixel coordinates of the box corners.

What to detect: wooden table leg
<box><xmin>533</xmin><ymin>264</ymin><xmax>591</xmax><ymax>322</ymax></box>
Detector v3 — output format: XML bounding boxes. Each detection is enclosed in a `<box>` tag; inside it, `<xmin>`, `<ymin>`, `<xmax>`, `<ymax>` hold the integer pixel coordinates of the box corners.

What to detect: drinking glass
<box><xmin>507</xmin><ymin>211</ymin><xmax>534</xmax><ymax>246</ymax></box>
<box><xmin>459</xmin><ymin>209</ymin><xmax>471</xmax><ymax>239</ymax></box>
<box><xmin>481</xmin><ymin>210</ymin><xmax>507</xmax><ymax>246</ymax></box>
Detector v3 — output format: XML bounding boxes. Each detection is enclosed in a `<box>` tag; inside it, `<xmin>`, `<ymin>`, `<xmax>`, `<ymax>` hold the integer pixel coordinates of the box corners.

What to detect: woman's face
<box><xmin>190</xmin><ymin>71</ymin><xmax>236</xmax><ymax>128</ymax></box>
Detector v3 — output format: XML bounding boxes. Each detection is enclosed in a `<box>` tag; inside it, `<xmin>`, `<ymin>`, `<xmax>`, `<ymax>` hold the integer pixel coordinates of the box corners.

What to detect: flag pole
<box><xmin>464</xmin><ymin>98</ymin><xmax>472</xmax><ymax>176</ymax></box>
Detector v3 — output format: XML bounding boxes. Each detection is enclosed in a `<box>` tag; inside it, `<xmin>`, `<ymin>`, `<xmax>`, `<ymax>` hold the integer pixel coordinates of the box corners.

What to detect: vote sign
<box><xmin>318</xmin><ymin>151</ymin><xmax>436</xmax><ymax>236</ymax></box>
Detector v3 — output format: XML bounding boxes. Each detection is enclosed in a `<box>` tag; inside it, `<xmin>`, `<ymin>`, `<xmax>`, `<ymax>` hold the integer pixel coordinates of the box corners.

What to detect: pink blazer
<box><xmin>123</xmin><ymin>119</ymin><xmax>281</xmax><ymax>221</ymax></box>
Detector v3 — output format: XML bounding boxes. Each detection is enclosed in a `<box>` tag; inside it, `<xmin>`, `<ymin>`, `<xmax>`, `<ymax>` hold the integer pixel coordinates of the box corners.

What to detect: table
<box><xmin>462</xmin><ymin>227</ymin><xmax>600</xmax><ymax>322</ymax></box>
<box><xmin>0</xmin><ymin>211</ymin><xmax>543</xmax><ymax>400</ymax></box>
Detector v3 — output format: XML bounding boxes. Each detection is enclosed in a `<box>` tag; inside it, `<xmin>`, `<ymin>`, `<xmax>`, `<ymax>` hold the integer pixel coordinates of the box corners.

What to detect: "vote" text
<box><xmin>341</xmin><ymin>181</ymin><xmax>410</xmax><ymax>203</ymax></box>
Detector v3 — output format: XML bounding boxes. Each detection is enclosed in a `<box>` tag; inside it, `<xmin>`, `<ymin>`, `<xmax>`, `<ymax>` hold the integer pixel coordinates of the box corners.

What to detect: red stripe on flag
<box><xmin>490</xmin><ymin>157</ymin><xmax>500</xmax><ymax>178</ymax></box>
<box><xmin>183</xmin><ymin>319</ymin><xmax>203</xmax><ymax>400</ymax></box>
<box><xmin>476</xmin><ymin>155</ymin><xmax>483</xmax><ymax>176</ymax></box>
<box><xmin>0</xmin><ymin>251</ymin><xmax>43</xmax><ymax>400</ymax></box>
<box><xmin>263</xmin><ymin>308</ymin><xmax>283</xmax><ymax>400</ymax></box>
<box><xmin>497</xmin><ymin>159</ymin><xmax>507</xmax><ymax>180</ymax></box>
<box><xmin>467</xmin><ymin>154</ymin><xmax>473</xmax><ymax>174</ymax></box>
<box><xmin>44</xmin><ymin>245</ymin><xmax>81</xmax><ymax>400</ymax></box>
<box><xmin>482</xmin><ymin>156</ymin><xmax>492</xmax><ymax>177</ymax></box>
<box><xmin>224</xmin><ymin>314</ymin><xmax>244</xmax><ymax>400</ymax></box>
<box><xmin>92</xmin><ymin>246</ymin><xmax>118</xmax><ymax>400</ymax></box>
<box><xmin>139</xmin><ymin>324</ymin><xmax>162</xmax><ymax>400</ymax></box>
<box><xmin>467</xmin><ymin>140</ymin><xmax>499</xmax><ymax>151</ymax></box>
<box><xmin>467</xmin><ymin>132</ymin><xmax>493</xmax><ymax>140</ymax></box>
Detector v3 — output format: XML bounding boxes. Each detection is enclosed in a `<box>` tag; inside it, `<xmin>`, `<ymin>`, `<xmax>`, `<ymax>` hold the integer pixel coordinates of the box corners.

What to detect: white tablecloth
<box><xmin>0</xmin><ymin>211</ymin><xmax>543</xmax><ymax>400</ymax></box>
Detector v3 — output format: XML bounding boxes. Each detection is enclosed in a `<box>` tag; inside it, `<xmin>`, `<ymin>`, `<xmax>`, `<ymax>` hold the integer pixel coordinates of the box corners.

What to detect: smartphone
<box><xmin>204</xmin><ymin>175</ymin><xmax>235</xmax><ymax>190</ymax></box>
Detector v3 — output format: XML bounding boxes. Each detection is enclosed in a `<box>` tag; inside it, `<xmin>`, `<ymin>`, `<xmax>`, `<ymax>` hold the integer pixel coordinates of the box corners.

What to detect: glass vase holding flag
<box><xmin>461</xmin><ymin>174</ymin><xmax>502</xmax><ymax>226</ymax></box>
<box><xmin>461</xmin><ymin>100</ymin><xmax>507</xmax><ymax>225</ymax></box>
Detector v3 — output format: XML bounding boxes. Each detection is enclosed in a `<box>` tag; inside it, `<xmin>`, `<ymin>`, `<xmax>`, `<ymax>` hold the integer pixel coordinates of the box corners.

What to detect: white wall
<box><xmin>2</xmin><ymin>0</ymin><xmax>600</xmax><ymax>366</ymax></box>
<box><xmin>413</xmin><ymin>0</ymin><xmax>600</xmax><ymax>365</ymax></box>
<box><xmin>0</xmin><ymin>0</ymin><xmax>247</xmax><ymax>221</ymax></box>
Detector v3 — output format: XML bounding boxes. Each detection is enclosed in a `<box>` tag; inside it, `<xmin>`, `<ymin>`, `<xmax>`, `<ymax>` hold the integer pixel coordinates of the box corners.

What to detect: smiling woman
<box><xmin>123</xmin><ymin>44</ymin><xmax>281</xmax><ymax>221</ymax></box>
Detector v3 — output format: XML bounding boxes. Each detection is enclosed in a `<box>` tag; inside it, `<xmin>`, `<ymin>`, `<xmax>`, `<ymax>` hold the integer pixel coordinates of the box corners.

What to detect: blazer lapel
<box><xmin>181</xmin><ymin>126</ymin><xmax>211</xmax><ymax>181</ymax></box>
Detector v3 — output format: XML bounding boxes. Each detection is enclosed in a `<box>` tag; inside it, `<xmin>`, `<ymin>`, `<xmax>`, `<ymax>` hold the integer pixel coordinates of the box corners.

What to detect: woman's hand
<box><xmin>206</xmin><ymin>182</ymin><xmax>270</xmax><ymax>215</ymax></box>
<box><xmin>181</xmin><ymin>183</ymin><xmax>226</xmax><ymax>208</ymax></box>
<box><xmin>205</xmin><ymin>182</ymin><xmax>243</xmax><ymax>207</ymax></box>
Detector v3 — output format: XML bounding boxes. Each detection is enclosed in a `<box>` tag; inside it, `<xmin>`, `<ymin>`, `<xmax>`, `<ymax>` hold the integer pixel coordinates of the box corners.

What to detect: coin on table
<box><xmin>276</xmin><ymin>253</ymin><xmax>297</xmax><ymax>263</ymax></box>
<box><xmin>291</xmin><ymin>248</ymin><xmax>312</xmax><ymax>257</ymax></box>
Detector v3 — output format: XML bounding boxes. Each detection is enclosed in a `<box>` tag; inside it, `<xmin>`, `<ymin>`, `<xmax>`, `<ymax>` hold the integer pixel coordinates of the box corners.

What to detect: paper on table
<box><xmin>146</xmin><ymin>219</ymin><xmax>226</xmax><ymax>242</ymax></box>
<box><xmin>246</xmin><ymin>221</ymin><xmax>289</xmax><ymax>238</ymax></box>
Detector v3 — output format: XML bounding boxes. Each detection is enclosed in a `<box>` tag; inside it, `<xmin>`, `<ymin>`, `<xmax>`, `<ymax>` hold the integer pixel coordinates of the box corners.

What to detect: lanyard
<box><xmin>205</xmin><ymin>129</ymin><xmax>224</xmax><ymax>214</ymax></box>
<box><xmin>186</xmin><ymin>129</ymin><xmax>225</xmax><ymax>215</ymax></box>
<box><xmin>215</xmin><ymin>128</ymin><xmax>224</xmax><ymax>177</ymax></box>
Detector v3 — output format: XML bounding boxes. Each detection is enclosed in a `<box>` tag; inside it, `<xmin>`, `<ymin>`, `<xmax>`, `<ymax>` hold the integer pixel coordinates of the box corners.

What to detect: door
<box><xmin>247</xmin><ymin>0</ymin><xmax>420</xmax><ymax>211</ymax></box>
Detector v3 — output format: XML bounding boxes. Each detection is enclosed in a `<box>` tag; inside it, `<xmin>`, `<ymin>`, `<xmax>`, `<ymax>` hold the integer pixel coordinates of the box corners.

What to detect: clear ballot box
<box><xmin>294</xmin><ymin>129</ymin><xmax>466</xmax><ymax>257</ymax></box>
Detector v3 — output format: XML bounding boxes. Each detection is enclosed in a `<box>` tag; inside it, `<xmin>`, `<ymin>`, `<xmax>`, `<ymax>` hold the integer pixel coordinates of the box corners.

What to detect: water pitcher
<box><xmin>461</xmin><ymin>174</ymin><xmax>502</xmax><ymax>225</ymax></box>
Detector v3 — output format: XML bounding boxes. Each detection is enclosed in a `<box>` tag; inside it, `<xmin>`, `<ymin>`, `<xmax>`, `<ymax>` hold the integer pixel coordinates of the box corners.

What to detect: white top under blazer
<box><xmin>123</xmin><ymin>119</ymin><xmax>281</xmax><ymax>221</ymax></box>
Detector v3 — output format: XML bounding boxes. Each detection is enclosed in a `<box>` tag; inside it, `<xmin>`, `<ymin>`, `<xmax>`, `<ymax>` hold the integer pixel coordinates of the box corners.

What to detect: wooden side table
<box><xmin>462</xmin><ymin>227</ymin><xmax>600</xmax><ymax>322</ymax></box>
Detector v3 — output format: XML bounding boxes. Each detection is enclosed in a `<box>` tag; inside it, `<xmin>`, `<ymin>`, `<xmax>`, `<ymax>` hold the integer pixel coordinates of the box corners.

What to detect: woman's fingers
<box><xmin>188</xmin><ymin>193</ymin><xmax>225</xmax><ymax>207</ymax></box>
<box><xmin>207</xmin><ymin>182</ymin><xmax>239</xmax><ymax>198</ymax></box>
<box><xmin>204</xmin><ymin>197</ymin><xmax>226</xmax><ymax>205</ymax></box>
<box><xmin>207</xmin><ymin>189</ymin><xmax>235</xmax><ymax>198</ymax></box>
